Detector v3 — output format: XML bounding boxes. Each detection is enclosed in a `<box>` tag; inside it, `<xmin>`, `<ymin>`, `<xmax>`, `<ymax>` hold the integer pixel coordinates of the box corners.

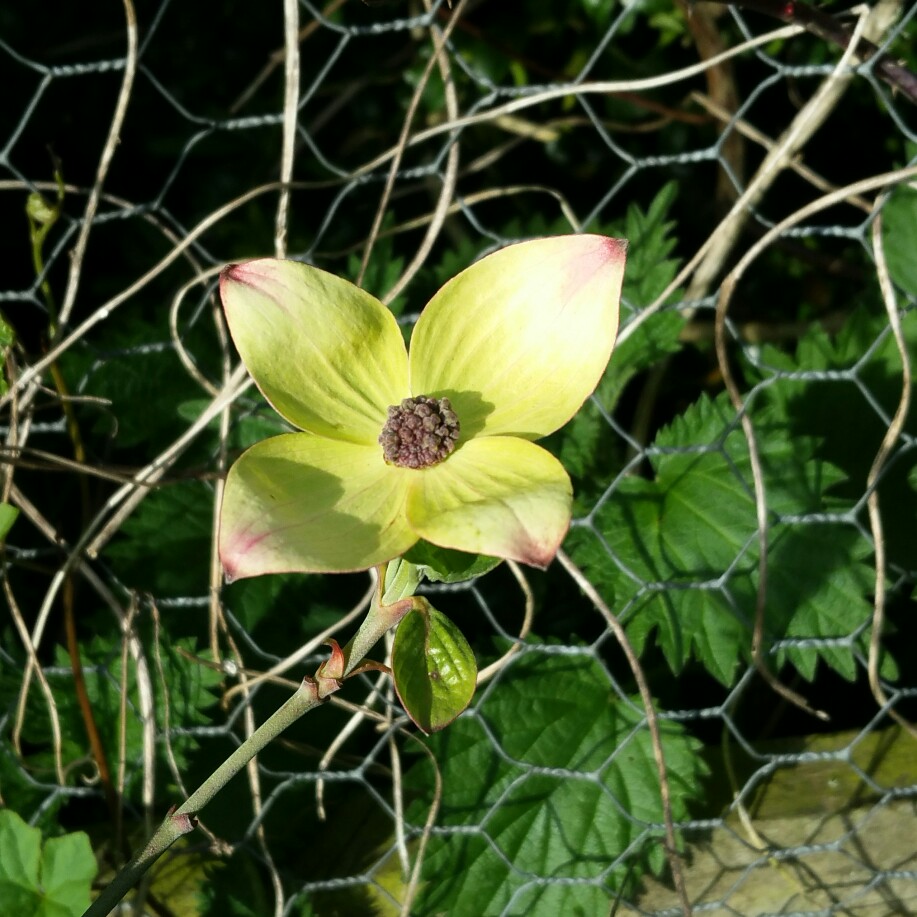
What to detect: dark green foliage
<box><xmin>404</xmin><ymin>651</ymin><xmax>706</xmax><ymax>915</ymax></box>
<box><xmin>568</xmin><ymin>390</ymin><xmax>871</xmax><ymax>685</ymax></box>
<box><xmin>67</xmin><ymin>320</ymin><xmax>208</xmax><ymax>453</ymax></box>
<box><xmin>755</xmin><ymin>307</ymin><xmax>917</xmax><ymax>573</ymax></box>
<box><xmin>570</xmin><ymin>301</ymin><xmax>915</xmax><ymax>687</ymax></box>
<box><xmin>199</xmin><ymin>850</ymin><xmax>296</xmax><ymax>917</ymax></box>
<box><xmin>10</xmin><ymin>635</ymin><xmax>222</xmax><ymax>804</ymax></box>
<box><xmin>106</xmin><ymin>481</ymin><xmax>214</xmax><ymax>596</ymax></box>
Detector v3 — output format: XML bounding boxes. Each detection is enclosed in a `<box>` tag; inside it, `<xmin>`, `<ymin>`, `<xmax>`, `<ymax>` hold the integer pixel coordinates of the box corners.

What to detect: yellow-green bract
<box><xmin>218</xmin><ymin>235</ymin><xmax>626</xmax><ymax>578</ymax></box>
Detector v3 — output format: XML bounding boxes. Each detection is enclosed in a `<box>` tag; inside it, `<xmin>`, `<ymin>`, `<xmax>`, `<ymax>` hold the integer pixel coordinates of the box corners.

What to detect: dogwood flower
<box><xmin>218</xmin><ymin>235</ymin><xmax>626</xmax><ymax>579</ymax></box>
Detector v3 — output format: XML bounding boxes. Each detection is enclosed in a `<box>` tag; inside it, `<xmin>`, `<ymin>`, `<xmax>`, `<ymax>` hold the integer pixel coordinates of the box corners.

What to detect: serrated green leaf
<box><xmin>754</xmin><ymin>306</ymin><xmax>917</xmax><ymax>576</ymax></box>
<box><xmin>740</xmin><ymin>525</ymin><xmax>880</xmax><ymax>682</ymax></box>
<box><xmin>14</xmin><ymin>635</ymin><xmax>221</xmax><ymax>805</ymax></box>
<box><xmin>404</xmin><ymin>651</ymin><xmax>705</xmax><ymax>915</ymax></box>
<box><xmin>0</xmin><ymin>811</ymin><xmax>96</xmax><ymax>917</ymax></box>
<box><xmin>67</xmin><ymin>320</ymin><xmax>204</xmax><ymax>450</ymax></box>
<box><xmin>403</xmin><ymin>541</ymin><xmax>502</xmax><ymax>584</ymax></box>
<box><xmin>392</xmin><ymin>600</ymin><xmax>477</xmax><ymax>733</ymax></box>
<box><xmin>620</xmin><ymin>180</ymin><xmax>681</xmax><ymax>307</ymax></box>
<box><xmin>570</xmin><ymin>391</ymin><xmax>875</xmax><ymax>686</ymax></box>
<box><xmin>106</xmin><ymin>481</ymin><xmax>213</xmax><ymax>595</ymax></box>
<box><xmin>596</xmin><ymin>308</ymin><xmax>685</xmax><ymax>414</ymax></box>
<box><xmin>556</xmin><ymin>307</ymin><xmax>685</xmax><ymax>483</ymax></box>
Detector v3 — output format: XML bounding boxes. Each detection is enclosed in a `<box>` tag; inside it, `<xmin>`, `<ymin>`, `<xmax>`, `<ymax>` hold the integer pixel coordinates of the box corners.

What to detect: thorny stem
<box><xmin>700</xmin><ymin>0</ymin><xmax>917</xmax><ymax>104</ymax></box>
<box><xmin>82</xmin><ymin>560</ymin><xmax>419</xmax><ymax>917</ymax></box>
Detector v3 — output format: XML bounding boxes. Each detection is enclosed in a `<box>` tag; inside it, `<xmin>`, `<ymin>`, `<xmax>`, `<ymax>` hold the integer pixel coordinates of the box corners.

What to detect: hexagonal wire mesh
<box><xmin>1</xmin><ymin>0</ymin><xmax>916</xmax><ymax>915</ymax></box>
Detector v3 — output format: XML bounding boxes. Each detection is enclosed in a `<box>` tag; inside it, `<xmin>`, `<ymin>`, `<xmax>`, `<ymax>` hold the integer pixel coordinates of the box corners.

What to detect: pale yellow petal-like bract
<box><xmin>219</xmin><ymin>433</ymin><xmax>416</xmax><ymax>578</ymax></box>
<box><xmin>405</xmin><ymin>436</ymin><xmax>572</xmax><ymax>568</ymax></box>
<box><xmin>221</xmin><ymin>259</ymin><xmax>410</xmax><ymax>444</ymax></box>
<box><xmin>410</xmin><ymin>235</ymin><xmax>626</xmax><ymax>440</ymax></box>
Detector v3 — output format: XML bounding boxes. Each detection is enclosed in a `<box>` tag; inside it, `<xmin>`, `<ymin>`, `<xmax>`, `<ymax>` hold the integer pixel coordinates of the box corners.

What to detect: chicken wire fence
<box><xmin>1</xmin><ymin>1</ymin><xmax>916</xmax><ymax>915</ymax></box>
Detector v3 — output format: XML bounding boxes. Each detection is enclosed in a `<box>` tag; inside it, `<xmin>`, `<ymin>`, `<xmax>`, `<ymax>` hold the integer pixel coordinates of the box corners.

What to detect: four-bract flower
<box><xmin>218</xmin><ymin>235</ymin><xmax>626</xmax><ymax>580</ymax></box>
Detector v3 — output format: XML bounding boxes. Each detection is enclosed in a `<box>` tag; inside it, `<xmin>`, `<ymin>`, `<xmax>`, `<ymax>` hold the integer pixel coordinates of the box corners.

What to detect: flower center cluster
<box><xmin>379</xmin><ymin>396</ymin><xmax>460</xmax><ymax>469</ymax></box>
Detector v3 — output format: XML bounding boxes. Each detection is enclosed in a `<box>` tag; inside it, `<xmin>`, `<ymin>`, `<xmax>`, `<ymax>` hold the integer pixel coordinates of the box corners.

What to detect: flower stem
<box><xmin>82</xmin><ymin>561</ymin><xmax>425</xmax><ymax>917</ymax></box>
<box><xmin>342</xmin><ymin>560</ymin><xmax>422</xmax><ymax>676</ymax></box>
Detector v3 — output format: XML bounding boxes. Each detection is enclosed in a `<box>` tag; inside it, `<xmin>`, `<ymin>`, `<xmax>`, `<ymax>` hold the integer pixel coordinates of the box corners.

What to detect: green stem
<box><xmin>342</xmin><ymin>560</ymin><xmax>423</xmax><ymax>675</ymax></box>
<box><xmin>83</xmin><ymin>560</ymin><xmax>426</xmax><ymax>917</ymax></box>
<box><xmin>84</xmin><ymin>679</ymin><xmax>322</xmax><ymax>917</ymax></box>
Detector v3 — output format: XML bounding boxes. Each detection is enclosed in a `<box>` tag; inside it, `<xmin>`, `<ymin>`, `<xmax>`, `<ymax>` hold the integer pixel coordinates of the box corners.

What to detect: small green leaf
<box><xmin>0</xmin><ymin>503</ymin><xmax>18</xmax><ymax>541</ymax></box>
<box><xmin>392</xmin><ymin>600</ymin><xmax>477</xmax><ymax>733</ymax></box>
<box><xmin>403</xmin><ymin>541</ymin><xmax>502</xmax><ymax>584</ymax></box>
<box><xmin>0</xmin><ymin>810</ymin><xmax>96</xmax><ymax>917</ymax></box>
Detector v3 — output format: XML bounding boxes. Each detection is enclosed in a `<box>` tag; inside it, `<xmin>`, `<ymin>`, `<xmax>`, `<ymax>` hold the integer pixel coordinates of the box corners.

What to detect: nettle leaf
<box><xmin>756</xmin><ymin>526</ymin><xmax>877</xmax><ymax>681</ymax></box>
<box><xmin>597</xmin><ymin>308</ymin><xmax>684</xmax><ymax>414</ymax></box>
<box><xmin>19</xmin><ymin>636</ymin><xmax>221</xmax><ymax>803</ymax></box>
<box><xmin>68</xmin><ymin>320</ymin><xmax>207</xmax><ymax>452</ymax></box>
<box><xmin>754</xmin><ymin>306</ymin><xmax>917</xmax><ymax>576</ymax></box>
<box><xmin>392</xmin><ymin>600</ymin><xmax>477</xmax><ymax>733</ymax></box>
<box><xmin>557</xmin><ymin>308</ymin><xmax>686</xmax><ymax>485</ymax></box>
<box><xmin>569</xmin><ymin>391</ymin><xmax>875</xmax><ymax>686</ymax></box>
<box><xmin>602</xmin><ymin>181</ymin><xmax>685</xmax><ymax>409</ymax></box>
<box><xmin>404</xmin><ymin>651</ymin><xmax>705</xmax><ymax>915</ymax></box>
<box><xmin>618</xmin><ymin>180</ymin><xmax>681</xmax><ymax>308</ymax></box>
<box><xmin>106</xmin><ymin>481</ymin><xmax>213</xmax><ymax>595</ymax></box>
<box><xmin>0</xmin><ymin>810</ymin><xmax>96</xmax><ymax>917</ymax></box>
